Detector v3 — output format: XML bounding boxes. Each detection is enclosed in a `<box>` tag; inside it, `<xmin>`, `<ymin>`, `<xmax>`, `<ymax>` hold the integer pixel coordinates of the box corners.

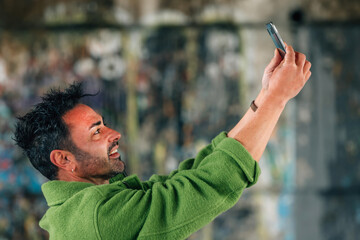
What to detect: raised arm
<box><xmin>228</xmin><ymin>45</ymin><xmax>312</xmax><ymax>161</ymax></box>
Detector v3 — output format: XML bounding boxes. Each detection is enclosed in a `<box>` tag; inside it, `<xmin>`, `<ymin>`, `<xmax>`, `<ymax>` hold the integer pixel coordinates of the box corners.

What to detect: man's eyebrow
<box><xmin>89</xmin><ymin>116</ymin><xmax>105</xmax><ymax>130</ymax></box>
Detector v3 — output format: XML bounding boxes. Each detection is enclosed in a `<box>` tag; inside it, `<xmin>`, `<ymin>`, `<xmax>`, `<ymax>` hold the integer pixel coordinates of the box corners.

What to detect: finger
<box><xmin>303</xmin><ymin>60</ymin><xmax>312</xmax><ymax>74</ymax></box>
<box><xmin>284</xmin><ymin>44</ymin><xmax>295</xmax><ymax>64</ymax></box>
<box><xmin>305</xmin><ymin>70</ymin><xmax>312</xmax><ymax>80</ymax></box>
<box><xmin>295</xmin><ymin>52</ymin><xmax>306</xmax><ymax>68</ymax></box>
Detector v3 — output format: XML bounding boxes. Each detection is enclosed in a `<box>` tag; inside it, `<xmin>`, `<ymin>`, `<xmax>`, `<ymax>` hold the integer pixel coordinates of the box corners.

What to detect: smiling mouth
<box><xmin>108</xmin><ymin>141</ymin><xmax>119</xmax><ymax>157</ymax></box>
<box><xmin>108</xmin><ymin>147</ymin><xmax>121</xmax><ymax>159</ymax></box>
<box><xmin>109</xmin><ymin>148</ymin><xmax>118</xmax><ymax>155</ymax></box>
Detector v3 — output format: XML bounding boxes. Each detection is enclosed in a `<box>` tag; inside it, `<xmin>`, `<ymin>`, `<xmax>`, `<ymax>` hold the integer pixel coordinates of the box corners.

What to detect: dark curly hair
<box><xmin>14</xmin><ymin>82</ymin><xmax>93</xmax><ymax>180</ymax></box>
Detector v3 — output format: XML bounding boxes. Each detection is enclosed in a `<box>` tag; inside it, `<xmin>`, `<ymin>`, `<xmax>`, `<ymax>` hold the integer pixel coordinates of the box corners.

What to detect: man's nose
<box><xmin>108</xmin><ymin>129</ymin><xmax>121</xmax><ymax>143</ymax></box>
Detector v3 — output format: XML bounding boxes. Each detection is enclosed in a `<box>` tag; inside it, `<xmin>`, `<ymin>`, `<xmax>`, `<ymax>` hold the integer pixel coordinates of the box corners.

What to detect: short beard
<box><xmin>64</xmin><ymin>139</ymin><xmax>124</xmax><ymax>180</ymax></box>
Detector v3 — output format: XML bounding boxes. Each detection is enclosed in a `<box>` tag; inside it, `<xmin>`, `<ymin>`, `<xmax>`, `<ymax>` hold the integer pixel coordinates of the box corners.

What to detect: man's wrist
<box><xmin>254</xmin><ymin>89</ymin><xmax>287</xmax><ymax>111</ymax></box>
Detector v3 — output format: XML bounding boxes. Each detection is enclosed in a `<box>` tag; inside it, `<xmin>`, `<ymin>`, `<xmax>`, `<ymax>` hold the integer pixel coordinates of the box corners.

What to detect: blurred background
<box><xmin>0</xmin><ymin>0</ymin><xmax>359</xmax><ymax>239</ymax></box>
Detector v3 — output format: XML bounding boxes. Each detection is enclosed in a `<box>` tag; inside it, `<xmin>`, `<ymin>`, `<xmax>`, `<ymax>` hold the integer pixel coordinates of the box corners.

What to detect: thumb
<box><xmin>266</xmin><ymin>49</ymin><xmax>283</xmax><ymax>72</ymax></box>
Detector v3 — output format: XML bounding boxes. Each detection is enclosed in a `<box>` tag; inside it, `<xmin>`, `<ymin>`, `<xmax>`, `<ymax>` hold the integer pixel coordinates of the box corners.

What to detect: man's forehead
<box><xmin>63</xmin><ymin>104</ymin><xmax>101</xmax><ymax>126</ymax></box>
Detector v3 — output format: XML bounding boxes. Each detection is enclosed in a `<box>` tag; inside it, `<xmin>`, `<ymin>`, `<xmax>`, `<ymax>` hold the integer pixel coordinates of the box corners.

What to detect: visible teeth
<box><xmin>109</xmin><ymin>149</ymin><xmax>118</xmax><ymax>155</ymax></box>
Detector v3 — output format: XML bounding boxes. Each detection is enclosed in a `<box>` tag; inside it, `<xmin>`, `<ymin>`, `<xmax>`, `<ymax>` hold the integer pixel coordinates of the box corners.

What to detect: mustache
<box><xmin>108</xmin><ymin>141</ymin><xmax>119</xmax><ymax>154</ymax></box>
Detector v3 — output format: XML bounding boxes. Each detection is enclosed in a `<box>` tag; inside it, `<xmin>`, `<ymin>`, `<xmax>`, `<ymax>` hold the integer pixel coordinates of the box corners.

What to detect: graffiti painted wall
<box><xmin>0</xmin><ymin>25</ymin><xmax>291</xmax><ymax>240</ymax></box>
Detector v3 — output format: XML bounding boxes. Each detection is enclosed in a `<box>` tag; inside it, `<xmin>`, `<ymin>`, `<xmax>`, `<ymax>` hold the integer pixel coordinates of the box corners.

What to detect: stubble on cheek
<box><xmin>82</xmin><ymin>156</ymin><xmax>124</xmax><ymax>179</ymax></box>
<box><xmin>77</xmin><ymin>155</ymin><xmax>108</xmax><ymax>176</ymax></box>
<box><xmin>69</xmin><ymin>140</ymin><xmax>124</xmax><ymax>179</ymax></box>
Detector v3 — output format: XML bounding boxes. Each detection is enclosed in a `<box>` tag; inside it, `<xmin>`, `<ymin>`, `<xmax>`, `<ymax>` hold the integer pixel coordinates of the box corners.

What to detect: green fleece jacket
<box><xmin>39</xmin><ymin>132</ymin><xmax>261</xmax><ymax>240</ymax></box>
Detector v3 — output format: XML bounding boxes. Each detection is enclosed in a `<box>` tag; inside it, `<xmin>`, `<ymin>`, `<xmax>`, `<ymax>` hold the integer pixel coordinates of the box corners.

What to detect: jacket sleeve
<box><xmin>96</xmin><ymin>132</ymin><xmax>261</xmax><ymax>240</ymax></box>
<box><xmin>142</xmin><ymin>132</ymin><xmax>229</xmax><ymax>189</ymax></box>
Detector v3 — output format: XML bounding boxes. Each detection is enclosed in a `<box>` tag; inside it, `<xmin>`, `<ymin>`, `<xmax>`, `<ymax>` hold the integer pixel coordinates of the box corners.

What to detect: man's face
<box><xmin>63</xmin><ymin>104</ymin><xmax>125</xmax><ymax>181</ymax></box>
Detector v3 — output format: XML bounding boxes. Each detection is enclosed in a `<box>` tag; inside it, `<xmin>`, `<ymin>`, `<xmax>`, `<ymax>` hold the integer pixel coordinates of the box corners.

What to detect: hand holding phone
<box><xmin>266</xmin><ymin>22</ymin><xmax>286</xmax><ymax>58</ymax></box>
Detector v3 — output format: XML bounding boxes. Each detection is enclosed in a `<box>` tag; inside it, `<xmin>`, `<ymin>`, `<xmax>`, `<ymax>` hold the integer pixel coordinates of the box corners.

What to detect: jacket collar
<box><xmin>41</xmin><ymin>173</ymin><xmax>128</xmax><ymax>207</ymax></box>
<box><xmin>41</xmin><ymin>181</ymin><xmax>94</xmax><ymax>207</ymax></box>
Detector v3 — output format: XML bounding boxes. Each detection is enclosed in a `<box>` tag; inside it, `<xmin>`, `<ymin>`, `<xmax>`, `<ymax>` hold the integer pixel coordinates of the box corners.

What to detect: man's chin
<box><xmin>110</xmin><ymin>159</ymin><xmax>126</xmax><ymax>174</ymax></box>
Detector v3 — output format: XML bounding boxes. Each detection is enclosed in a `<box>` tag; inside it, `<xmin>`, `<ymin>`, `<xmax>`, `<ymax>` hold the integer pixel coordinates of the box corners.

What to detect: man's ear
<box><xmin>50</xmin><ymin>150</ymin><xmax>75</xmax><ymax>172</ymax></box>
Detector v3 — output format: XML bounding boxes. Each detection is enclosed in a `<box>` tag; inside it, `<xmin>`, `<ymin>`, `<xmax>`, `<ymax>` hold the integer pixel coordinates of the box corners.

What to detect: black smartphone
<box><xmin>266</xmin><ymin>22</ymin><xmax>286</xmax><ymax>58</ymax></box>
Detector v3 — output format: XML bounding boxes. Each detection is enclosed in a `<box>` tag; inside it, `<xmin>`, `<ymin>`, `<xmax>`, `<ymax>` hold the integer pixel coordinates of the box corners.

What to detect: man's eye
<box><xmin>95</xmin><ymin>129</ymin><xmax>100</xmax><ymax>135</ymax></box>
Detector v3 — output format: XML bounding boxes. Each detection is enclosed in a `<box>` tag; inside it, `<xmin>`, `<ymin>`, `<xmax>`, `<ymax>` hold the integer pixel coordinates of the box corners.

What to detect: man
<box><xmin>14</xmin><ymin>44</ymin><xmax>311</xmax><ymax>239</ymax></box>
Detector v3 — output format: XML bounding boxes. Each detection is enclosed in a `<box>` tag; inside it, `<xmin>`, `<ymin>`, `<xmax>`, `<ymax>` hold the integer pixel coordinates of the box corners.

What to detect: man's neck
<box><xmin>57</xmin><ymin>170</ymin><xmax>109</xmax><ymax>185</ymax></box>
